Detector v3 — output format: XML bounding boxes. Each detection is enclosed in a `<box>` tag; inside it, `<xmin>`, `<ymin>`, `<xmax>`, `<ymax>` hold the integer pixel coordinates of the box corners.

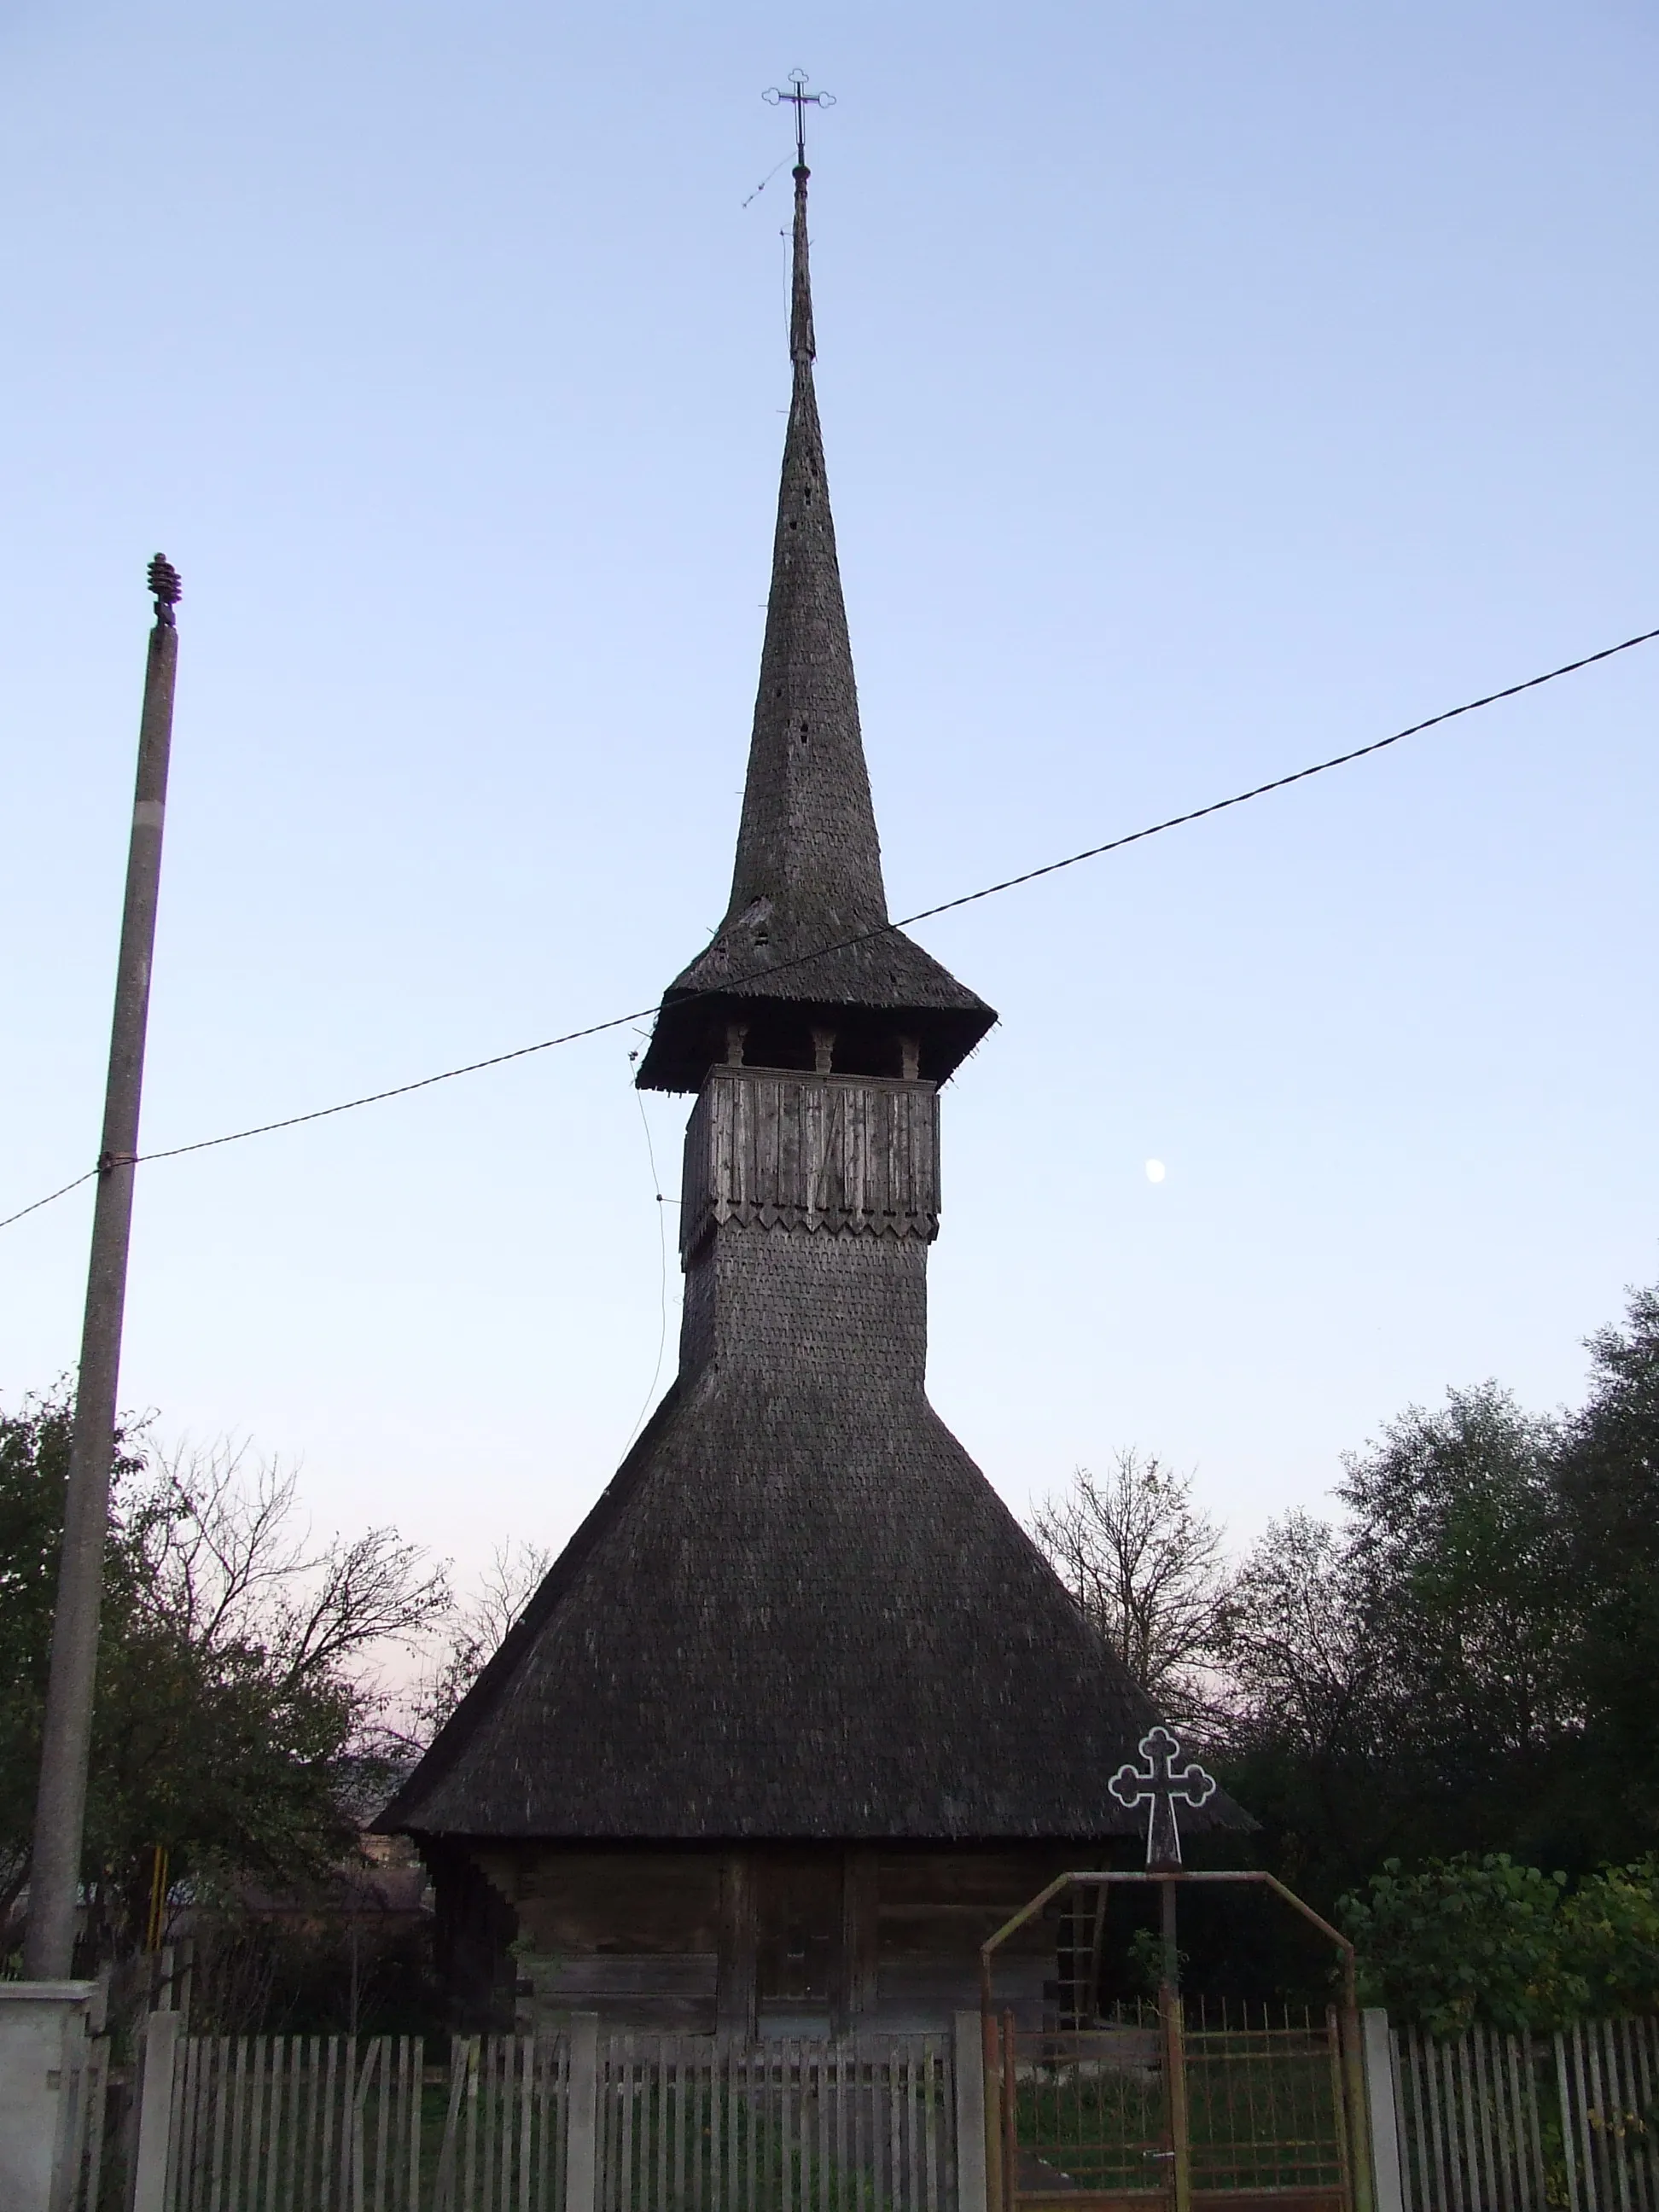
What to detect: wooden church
<box><xmin>378</xmin><ymin>147</ymin><xmax>1245</xmax><ymax>2036</ymax></box>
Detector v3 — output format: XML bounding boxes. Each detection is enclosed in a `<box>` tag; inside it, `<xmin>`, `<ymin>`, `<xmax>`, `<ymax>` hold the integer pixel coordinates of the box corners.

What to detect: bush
<box><xmin>1340</xmin><ymin>1854</ymin><xmax>1659</xmax><ymax>2030</ymax></box>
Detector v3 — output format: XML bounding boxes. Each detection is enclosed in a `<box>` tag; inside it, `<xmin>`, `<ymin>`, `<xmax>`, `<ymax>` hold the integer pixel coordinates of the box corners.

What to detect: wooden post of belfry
<box><xmin>23</xmin><ymin>557</ymin><xmax>183</xmax><ymax>1982</ymax></box>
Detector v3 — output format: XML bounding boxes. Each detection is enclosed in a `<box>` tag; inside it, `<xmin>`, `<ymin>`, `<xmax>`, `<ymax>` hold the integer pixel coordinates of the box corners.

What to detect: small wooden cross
<box><xmin>1109</xmin><ymin>1726</ymin><xmax>1217</xmax><ymax>1867</ymax></box>
<box><xmin>764</xmin><ymin>69</ymin><xmax>835</xmax><ymax>167</ymax></box>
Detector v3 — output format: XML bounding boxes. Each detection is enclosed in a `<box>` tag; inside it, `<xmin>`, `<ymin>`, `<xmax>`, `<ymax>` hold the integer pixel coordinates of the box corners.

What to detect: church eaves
<box><xmin>635</xmin><ymin>161</ymin><xmax>995</xmax><ymax>1093</ymax></box>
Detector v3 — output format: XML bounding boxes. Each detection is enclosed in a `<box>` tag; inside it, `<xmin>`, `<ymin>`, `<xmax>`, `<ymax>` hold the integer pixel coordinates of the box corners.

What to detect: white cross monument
<box><xmin>1109</xmin><ymin>1725</ymin><xmax>1218</xmax><ymax>1868</ymax></box>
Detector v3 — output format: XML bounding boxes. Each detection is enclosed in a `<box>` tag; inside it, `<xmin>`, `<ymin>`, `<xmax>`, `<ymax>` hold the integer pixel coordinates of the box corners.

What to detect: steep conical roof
<box><xmin>379</xmin><ymin>1342</ymin><xmax>1247</xmax><ymax>1844</ymax></box>
<box><xmin>636</xmin><ymin>165</ymin><xmax>994</xmax><ymax>1092</ymax></box>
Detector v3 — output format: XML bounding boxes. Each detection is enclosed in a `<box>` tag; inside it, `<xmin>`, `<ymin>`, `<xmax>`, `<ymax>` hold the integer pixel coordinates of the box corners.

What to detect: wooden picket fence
<box><xmin>151</xmin><ymin>2031</ymin><xmax>569</xmax><ymax>2212</ymax></box>
<box><xmin>1390</xmin><ymin>2017</ymin><xmax>1659</xmax><ymax>2212</ymax></box>
<box><xmin>594</xmin><ymin>2033</ymin><xmax>953</xmax><ymax>2212</ymax></box>
<box><xmin>133</xmin><ymin>2023</ymin><xmax>965</xmax><ymax>2212</ymax></box>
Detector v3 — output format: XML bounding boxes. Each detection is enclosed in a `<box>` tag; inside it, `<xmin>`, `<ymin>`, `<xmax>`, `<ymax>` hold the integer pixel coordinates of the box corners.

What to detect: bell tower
<box><xmin>637</xmin><ymin>143</ymin><xmax>993</xmax><ymax>1400</ymax></box>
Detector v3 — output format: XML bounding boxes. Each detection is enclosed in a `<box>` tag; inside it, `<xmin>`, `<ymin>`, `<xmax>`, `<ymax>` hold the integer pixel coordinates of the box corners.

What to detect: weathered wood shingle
<box><xmin>636</xmin><ymin>165</ymin><xmax>993</xmax><ymax>1096</ymax></box>
<box><xmin>382</xmin><ymin>1211</ymin><xmax>1243</xmax><ymax>1842</ymax></box>
<box><xmin>379</xmin><ymin>162</ymin><xmax>1249</xmax><ymax>1860</ymax></box>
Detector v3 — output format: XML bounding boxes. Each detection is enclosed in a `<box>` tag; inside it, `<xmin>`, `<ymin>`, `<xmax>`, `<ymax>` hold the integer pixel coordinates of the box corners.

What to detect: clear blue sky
<box><xmin>3</xmin><ymin>0</ymin><xmax>1656</xmax><ymax>1583</ymax></box>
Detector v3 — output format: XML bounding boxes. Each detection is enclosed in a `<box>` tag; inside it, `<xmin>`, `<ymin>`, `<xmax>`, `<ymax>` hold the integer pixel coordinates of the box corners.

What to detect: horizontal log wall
<box><xmin>486</xmin><ymin>1845</ymin><xmax>1065</xmax><ymax>2037</ymax></box>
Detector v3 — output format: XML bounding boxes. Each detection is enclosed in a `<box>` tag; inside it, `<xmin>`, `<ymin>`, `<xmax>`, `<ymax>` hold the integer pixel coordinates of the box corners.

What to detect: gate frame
<box><xmin>979</xmin><ymin>1871</ymin><xmax>1374</xmax><ymax>2212</ymax></box>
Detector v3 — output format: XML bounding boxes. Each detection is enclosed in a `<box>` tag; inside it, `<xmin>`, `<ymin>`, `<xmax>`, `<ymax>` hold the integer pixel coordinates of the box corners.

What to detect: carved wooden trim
<box><xmin>681</xmin><ymin>1067</ymin><xmax>940</xmax><ymax>1259</ymax></box>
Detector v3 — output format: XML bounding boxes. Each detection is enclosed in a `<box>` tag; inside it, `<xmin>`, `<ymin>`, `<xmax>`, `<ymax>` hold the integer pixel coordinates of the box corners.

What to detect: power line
<box><xmin>3</xmin><ymin>617</ymin><xmax>1656</xmax><ymax>1238</ymax></box>
<box><xmin>0</xmin><ymin>1169</ymin><xmax>101</xmax><ymax>1235</ymax></box>
<box><xmin>881</xmin><ymin>620</ymin><xmax>1659</xmax><ymax>931</ymax></box>
<box><xmin>143</xmin><ymin>1010</ymin><xmax>661</xmax><ymax>1165</ymax></box>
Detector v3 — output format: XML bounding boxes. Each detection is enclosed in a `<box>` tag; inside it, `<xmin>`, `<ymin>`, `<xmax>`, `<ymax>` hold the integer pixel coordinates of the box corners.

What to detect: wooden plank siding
<box><xmin>474</xmin><ymin>1844</ymin><xmax>1070</xmax><ymax>2037</ymax></box>
<box><xmin>681</xmin><ymin>1068</ymin><xmax>940</xmax><ymax>1260</ymax></box>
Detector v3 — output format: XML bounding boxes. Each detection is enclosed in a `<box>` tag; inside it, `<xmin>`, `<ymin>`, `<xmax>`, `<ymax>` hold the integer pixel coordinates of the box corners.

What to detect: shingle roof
<box><xmin>378</xmin><ymin>160</ymin><xmax>1249</xmax><ymax>1855</ymax></box>
<box><xmin>636</xmin><ymin>166</ymin><xmax>993</xmax><ymax>1094</ymax></box>
<box><xmin>378</xmin><ymin>1355</ymin><xmax>1247</xmax><ymax>1843</ymax></box>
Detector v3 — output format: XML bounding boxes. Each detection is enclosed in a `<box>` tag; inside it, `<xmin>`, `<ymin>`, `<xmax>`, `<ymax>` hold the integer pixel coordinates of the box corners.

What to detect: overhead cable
<box><xmin>3</xmin><ymin>618</ymin><xmax>1656</xmax><ymax>1237</ymax></box>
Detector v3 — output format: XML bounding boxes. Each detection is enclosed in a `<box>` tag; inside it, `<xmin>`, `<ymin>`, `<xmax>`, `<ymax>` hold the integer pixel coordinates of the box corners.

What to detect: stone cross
<box><xmin>1109</xmin><ymin>1726</ymin><xmax>1217</xmax><ymax>1867</ymax></box>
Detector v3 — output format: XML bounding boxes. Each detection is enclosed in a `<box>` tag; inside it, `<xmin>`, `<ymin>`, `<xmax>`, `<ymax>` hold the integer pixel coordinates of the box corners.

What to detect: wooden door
<box><xmin>754</xmin><ymin>1851</ymin><xmax>843</xmax><ymax>2023</ymax></box>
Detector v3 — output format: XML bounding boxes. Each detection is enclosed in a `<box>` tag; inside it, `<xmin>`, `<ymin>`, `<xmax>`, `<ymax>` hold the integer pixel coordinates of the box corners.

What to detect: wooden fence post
<box><xmin>1361</xmin><ymin>2010</ymin><xmax>1405</xmax><ymax>2212</ymax></box>
<box><xmin>954</xmin><ymin>2012</ymin><xmax>987</xmax><ymax>2212</ymax></box>
<box><xmin>564</xmin><ymin>2015</ymin><xmax>599</xmax><ymax>2212</ymax></box>
<box><xmin>130</xmin><ymin>2009</ymin><xmax>181</xmax><ymax>2212</ymax></box>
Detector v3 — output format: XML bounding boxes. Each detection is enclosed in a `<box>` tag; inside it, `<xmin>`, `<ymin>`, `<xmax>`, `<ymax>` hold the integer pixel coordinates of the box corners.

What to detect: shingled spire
<box><xmin>725</xmin><ymin>161</ymin><xmax>883</xmax><ymax>940</ymax></box>
<box><xmin>635</xmin><ymin>156</ymin><xmax>993</xmax><ymax>1091</ymax></box>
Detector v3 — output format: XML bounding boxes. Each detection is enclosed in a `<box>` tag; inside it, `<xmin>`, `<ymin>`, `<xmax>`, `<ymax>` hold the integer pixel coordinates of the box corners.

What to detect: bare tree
<box><xmin>2</xmin><ymin>1409</ymin><xmax>454</xmax><ymax>1971</ymax></box>
<box><xmin>134</xmin><ymin>1439</ymin><xmax>451</xmax><ymax>1697</ymax></box>
<box><xmin>126</xmin><ymin>1439</ymin><xmax>455</xmax><ymax>1832</ymax></box>
<box><xmin>412</xmin><ymin>1540</ymin><xmax>553</xmax><ymax>1740</ymax></box>
<box><xmin>1220</xmin><ymin>1508</ymin><xmax>1371</xmax><ymax>1755</ymax></box>
<box><xmin>1030</xmin><ymin>1452</ymin><xmax>1235</xmax><ymax>1728</ymax></box>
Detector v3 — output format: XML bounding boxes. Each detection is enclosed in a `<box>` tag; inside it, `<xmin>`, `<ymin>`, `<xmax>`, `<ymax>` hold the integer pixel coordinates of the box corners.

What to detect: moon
<box><xmin>1144</xmin><ymin>1159</ymin><xmax>1167</xmax><ymax>1184</ymax></box>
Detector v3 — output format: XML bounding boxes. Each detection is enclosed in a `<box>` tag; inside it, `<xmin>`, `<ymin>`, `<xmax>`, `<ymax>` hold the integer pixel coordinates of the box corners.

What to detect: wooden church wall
<box><xmin>873</xmin><ymin>1849</ymin><xmax>1055</xmax><ymax>2032</ymax></box>
<box><xmin>458</xmin><ymin>1841</ymin><xmax>1069</xmax><ymax>2034</ymax></box>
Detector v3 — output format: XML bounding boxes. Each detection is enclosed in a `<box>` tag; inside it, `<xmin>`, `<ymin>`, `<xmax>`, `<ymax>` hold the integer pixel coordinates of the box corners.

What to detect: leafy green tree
<box><xmin>1556</xmin><ymin>1288</ymin><xmax>1659</xmax><ymax>1860</ymax></box>
<box><xmin>0</xmin><ymin>1392</ymin><xmax>449</xmax><ymax>1962</ymax></box>
<box><xmin>1337</xmin><ymin>1383</ymin><xmax>1575</xmax><ymax>1865</ymax></box>
<box><xmin>0</xmin><ymin>1394</ymin><xmax>147</xmax><ymax>1931</ymax></box>
<box><xmin>1051</xmin><ymin>1284</ymin><xmax>1659</xmax><ymax>1994</ymax></box>
<box><xmin>1218</xmin><ymin>1384</ymin><xmax>1581</xmax><ymax>1899</ymax></box>
<box><xmin>1214</xmin><ymin>1509</ymin><xmax>1381</xmax><ymax>1897</ymax></box>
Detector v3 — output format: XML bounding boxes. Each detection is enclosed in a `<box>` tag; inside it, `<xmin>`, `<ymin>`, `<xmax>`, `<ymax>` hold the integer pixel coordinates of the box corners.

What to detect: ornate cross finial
<box><xmin>764</xmin><ymin>68</ymin><xmax>835</xmax><ymax>169</ymax></box>
<box><xmin>1109</xmin><ymin>1726</ymin><xmax>1217</xmax><ymax>1868</ymax></box>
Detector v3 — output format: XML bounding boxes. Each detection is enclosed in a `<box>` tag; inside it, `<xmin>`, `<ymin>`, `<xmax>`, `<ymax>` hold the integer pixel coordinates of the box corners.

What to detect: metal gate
<box><xmin>989</xmin><ymin>2000</ymin><xmax>1356</xmax><ymax>2212</ymax></box>
<box><xmin>980</xmin><ymin>1871</ymin><xmax>1374</xmax><ymax>2212</ymax></box>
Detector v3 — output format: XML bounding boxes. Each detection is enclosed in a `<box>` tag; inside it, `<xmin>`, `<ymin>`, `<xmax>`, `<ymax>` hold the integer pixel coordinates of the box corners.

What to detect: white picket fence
<box><xmin>130</xmin><ymin>2016</ymin><xmax>978</xmax><ymax>2212</ymax></box>
<box><xmin>122</xmin><ymin>2003</ymin><xmax>1659</xmax><ymax>2212</ymax></box>
<box><xmin>593</xmin><ymin>2031</ymin><xmax>955</xmax><ymax>2212</ymax></box>
<box><xmin>146</xmin><ymin>2030</ymin><xmax>542</xmax><ymax>2212</ymax></box>
<box><xmin>1387</xmin><ymin>2016</ymin><xmax>1659</xmax><ymax>2212</ymax></box>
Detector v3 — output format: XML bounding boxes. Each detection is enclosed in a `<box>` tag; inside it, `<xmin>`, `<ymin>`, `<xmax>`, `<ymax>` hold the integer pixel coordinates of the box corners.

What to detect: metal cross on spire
<box><xmin>764</xmin><ymin>68</ymin><xmax>835</xmax><ymax>168</ymax></box>
<box><xmin>1109</xmin><ymin>1726</ymin><xmax>1218</xmax><ymax>1868</ymax></box>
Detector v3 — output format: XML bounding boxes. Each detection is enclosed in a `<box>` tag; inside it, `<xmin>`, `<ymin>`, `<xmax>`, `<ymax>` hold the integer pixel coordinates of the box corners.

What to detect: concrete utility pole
<box><xmin>23</xmin><ymin>556</ymin><xmax>183</xmax><ymax>1981</ymax></box>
